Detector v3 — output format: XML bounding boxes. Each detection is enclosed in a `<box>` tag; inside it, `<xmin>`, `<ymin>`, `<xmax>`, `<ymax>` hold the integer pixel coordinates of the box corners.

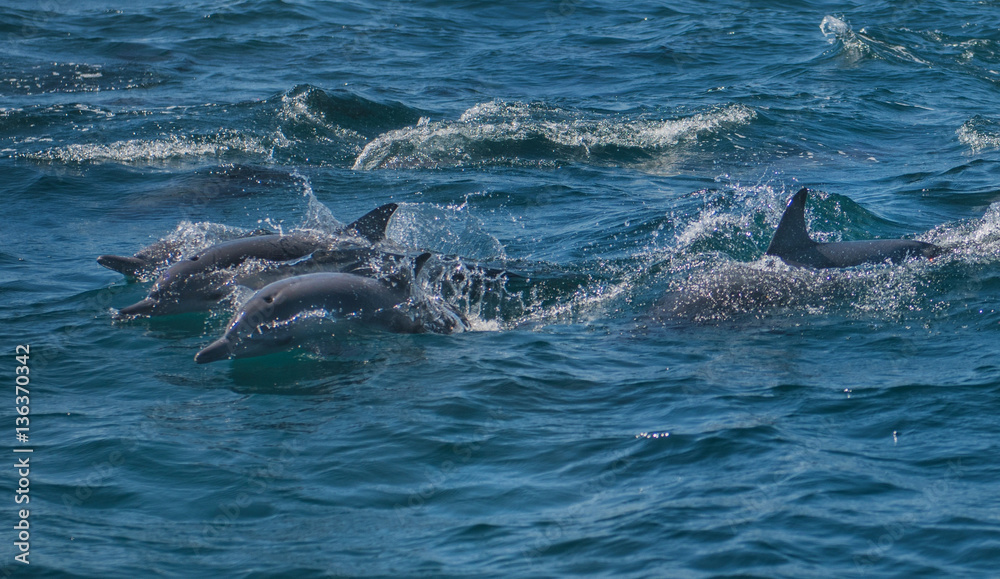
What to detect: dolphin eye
<box><xmin>190</xmin><ymin>256</ymin><xmax>200</xmax><ymax>261</ymax></box>
<box><xmin>263</xmin><ymin>296</ymin><xmax>274</xmax><ymax>303</ymax></box>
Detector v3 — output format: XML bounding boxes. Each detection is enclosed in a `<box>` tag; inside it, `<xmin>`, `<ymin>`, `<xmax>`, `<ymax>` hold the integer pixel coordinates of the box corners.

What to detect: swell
<box><xmin>7</xmin><ymin>83</ymin><xmax>759</xmax><ymax>174</ymax></box>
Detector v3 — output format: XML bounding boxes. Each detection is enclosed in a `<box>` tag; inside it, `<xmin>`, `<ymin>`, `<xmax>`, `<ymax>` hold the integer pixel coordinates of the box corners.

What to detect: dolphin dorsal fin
<box><xmin>346</xmin><ymin>203</ymin><xmax>399</xmax><ymax>243</ymax></box>
<box><xmin>384</xmin><ymin>252</ymin><xmax>433</xmax><ymax>291</ymax></box>
<box><xmin>413</xmin><ymin>252</ymin><xmax>433</xmax><ymax>278</ymax></box>
<box><xmin>766</xmin><ymin>188</ymin><xmax>815</xmax><ymax>257</ymax></box>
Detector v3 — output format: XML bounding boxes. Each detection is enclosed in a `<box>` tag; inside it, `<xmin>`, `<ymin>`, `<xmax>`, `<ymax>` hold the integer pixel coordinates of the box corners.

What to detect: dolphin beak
<box><xmin>114</xmin><ymin>297</ymin><xmax>158</xmax><ymax>318</ymax></box>
<box><xmin>194</xmin><ymin>338</ymin><xmax>233</xmax><ymax>364</ymax></box>
<box><xmin>97</xmin><ymin>255</ymin><xmax>147</xmax><ymax>276</ymax></box>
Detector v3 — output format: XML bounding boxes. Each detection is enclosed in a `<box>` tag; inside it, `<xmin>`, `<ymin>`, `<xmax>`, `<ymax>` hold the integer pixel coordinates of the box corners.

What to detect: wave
<box><xmin>819</xmin><ymin>15</ymin><xmax>931</xmax><ymax>66</ymax></box>
<box><xmin>10</xmin><ymin>86</ymin><xmax>757</xmax><ymax>171</ymax></box>
<box><xmin>816</xmin><ymin>12</ymin><xmax>1000</xmax><ymax>97</ymax></box>
<box><xmin>352</xmin><ymin>100</ymin><xmax>757</xmax><ymax>170</ymax></box>
<box><xmin>11</xmin><ymin>85</ymin><xmax>421</xmax><ymax>166</ymax></box>
<box><xmin>275</xmin><ymin>85</ymin><xmax>425</xmax><ymax>139</ymax></box>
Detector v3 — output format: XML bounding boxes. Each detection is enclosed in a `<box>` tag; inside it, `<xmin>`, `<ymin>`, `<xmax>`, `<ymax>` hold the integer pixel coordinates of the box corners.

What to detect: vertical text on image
<box><xmin>13</xmin><ymin>345</ymin><xmax>32</xmax><ymax>565</ymax></box>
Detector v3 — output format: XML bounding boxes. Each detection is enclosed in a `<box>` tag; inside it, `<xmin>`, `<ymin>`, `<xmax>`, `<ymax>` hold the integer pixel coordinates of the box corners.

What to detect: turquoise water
<box><xmin>3</xmin><ymin>1</ymin><xmax>1000</xmax><ymax>577</ymax></box>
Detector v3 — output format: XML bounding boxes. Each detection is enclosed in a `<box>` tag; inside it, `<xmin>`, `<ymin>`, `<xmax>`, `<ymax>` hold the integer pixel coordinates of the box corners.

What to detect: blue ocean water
<box><xmin>2</xmin><ymin>1</ymin><xmax>1000</xmax><ymax>577</ymax></box>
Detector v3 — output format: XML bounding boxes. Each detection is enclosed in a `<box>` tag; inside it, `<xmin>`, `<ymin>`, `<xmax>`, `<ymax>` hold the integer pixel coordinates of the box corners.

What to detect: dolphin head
<box><xmin>194</xmin><ymin>278</ymin><xmax>303</xmax><ymax>363</ymax></box>
<box><xmin>115</xmin><ymin>297</ymin><xmax>159</xmax><ymax>317</ymax></box>
<box><xmin>194</xmin><ymin>273</ymin><xmax>414</xmax><ymax>363</ymax></box>
<box><xmin>193</xmin><ymin>336</ymin><xmax>237</xmax><ymax>364</ymax></box>
<box><xmin>115</xmin><ymin>257</ymin><xmax>232</xmax><ymax>318</ymax></box>
<box><xmin>97</xmin><ymin>254</ymin><xmax>154</xmax><ymax>278</ymax></box>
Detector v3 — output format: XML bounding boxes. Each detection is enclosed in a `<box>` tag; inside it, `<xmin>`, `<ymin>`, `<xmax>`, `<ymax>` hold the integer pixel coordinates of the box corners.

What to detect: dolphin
<box><xmin>100</xmin><ymin>202</ymin><xmax>397</xmax><ymax>278</ymax></box>
<box><xmin>194</xmin><ymin>255</ymin><xmax>469</xmax><ymax>363</ymax></box>
<box><xmin>97</xmin><ymin>228</ymin><xmax>274</xmax><ymax>278</ymax></box>
<box><xmin>765</xmin><ymin>188</ymin><xmax>943</xmax><ymax>269</ymax></box>
<box><xmin>114</xmin><ymin>203</ymin><xmax>399</xmax><ymax>317</ymax></box>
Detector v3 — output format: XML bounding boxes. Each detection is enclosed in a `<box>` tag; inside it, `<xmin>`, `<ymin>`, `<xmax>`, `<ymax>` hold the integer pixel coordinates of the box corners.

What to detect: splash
<box><xmin>819</xmin><ymin>15</ymin><xmax>851</xmax><ymax>38</ymax></box>
<box><xmin>114</xmin><ymin>220</ymin><xmax>275</xmax><ymax>282</ymax></box>
<box><xmin>293</xmin><ymin>173</ymin><xmax>345</xmax><ymax>235</ymax></box>
<box><xmin>386</xmin><ymin>202</ymin><xmax>506</xmax><ymax>260</ymax></box>
<box><xmin>957</xmin><ymin>116</ymin><xmax>1000</xmax><ymax>152</ymax></box>
<box><xmin>635</xmin><ymin>184</ymin><xmax>985</xmax><ymax>325</ymax></box>
<box><xmin>820</xmin><ymin>15</ymin><xmax>870</xmax><ymax>63</ymax></box>
<box><xmin>930</xmin><ymin>201</ymin><xmax>1000</xmax><ymax>262</ymax></box>
<box><xmin>820</xmin><ymin>15</ymin><xmax>930</xmax><ymax>65</ymax></box>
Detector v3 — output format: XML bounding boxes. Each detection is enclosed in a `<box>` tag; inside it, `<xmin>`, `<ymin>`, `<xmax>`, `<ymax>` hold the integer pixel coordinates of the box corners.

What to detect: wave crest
<box><xmin>352</xmin><ymin>101</ymin><xmax>756</xmax><ymax>170</ymax></box>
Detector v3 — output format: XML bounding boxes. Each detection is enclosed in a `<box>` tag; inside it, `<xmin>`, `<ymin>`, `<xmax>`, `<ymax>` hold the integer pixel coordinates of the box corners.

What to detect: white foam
<box><xmin>820</xmin><ymin>15</ymin><xmax>851</xmax><ymax>39</ymax></box>
<box><xmin>957</xmin><ymin>117</ymin><xmax>1000</xmax><ymax>152</ymax></box>
<box><xmin>24</xmin><ymin>131</ymin><xmax>279</xmax><ymax>164</ymax></box>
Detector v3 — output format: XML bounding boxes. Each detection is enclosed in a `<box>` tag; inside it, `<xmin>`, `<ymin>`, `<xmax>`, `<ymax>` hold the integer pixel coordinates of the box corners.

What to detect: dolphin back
<box><xmin>814</xmin><ymin>239</ymin><xmax>943</xmax><ymax>267</ymax></box>
<box><xmin>200</xmin><ymin>234</ymin><xmax>324</xmax><ymax>266</ymax></box>
<box><xmin>765</xmin><ymin>188</ymin><xmax>943</xmax><ymax>268</ymax></box>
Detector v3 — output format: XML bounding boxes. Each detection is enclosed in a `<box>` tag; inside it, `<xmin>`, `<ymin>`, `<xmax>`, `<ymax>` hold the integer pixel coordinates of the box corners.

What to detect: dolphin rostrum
<box><xmin>114</xmin><ymin>203</ymin><xmax>399</xmax><ymax>317</ymax></box>
<box><xmin>194</xmin><ymin>255</ymin><xmax>469</xmax><ymax>363</ymax></box>
<box><xmin>765</xmin><ymin>188</ymin><xmax>943</xmax><ymax>269</ymax></box>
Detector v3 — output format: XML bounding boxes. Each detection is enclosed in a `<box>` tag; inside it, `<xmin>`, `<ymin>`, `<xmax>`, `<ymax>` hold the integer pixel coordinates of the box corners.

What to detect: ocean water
<box><xmin>3</xmin><ymin>1</ymin><xmax>1000</xmax><ymax>577</ymax></box>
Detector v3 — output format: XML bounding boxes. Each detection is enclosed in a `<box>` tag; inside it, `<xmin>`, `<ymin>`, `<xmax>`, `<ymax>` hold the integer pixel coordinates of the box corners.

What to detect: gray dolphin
<box><xmin>97</xmin><ymin>228</ymin><xmax>274</xmax><ymax>279</ymax></box>
<box><xmin>765</xmin><ymin>188</ymin><xmax>944</xmax><ymax>268</ymax></box>
<box><xmin>114</xmin><ymin>203</ymin><xmax>399</xmax><ymax>317</ymax></box>
<box><xmin>100</xmin><ymin>202</ymin><xmax>397</xmax><ymax>278</ymax></box>
<box><xmin>194</xmin><ymin>259</ymin><xmax>469</xmax><ymax>364</ymax></box>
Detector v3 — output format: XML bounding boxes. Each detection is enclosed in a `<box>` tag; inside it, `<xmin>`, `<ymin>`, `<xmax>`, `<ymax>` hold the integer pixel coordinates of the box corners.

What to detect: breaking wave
<box><xmin>352</xmin><ymin>100</ymin><xmax>757</xmax><ymax>170</ymax></box>
<box><xmin>819</xmin><ymin>15</ymin><xmax>931</xmax><ymax>66</ymax></box>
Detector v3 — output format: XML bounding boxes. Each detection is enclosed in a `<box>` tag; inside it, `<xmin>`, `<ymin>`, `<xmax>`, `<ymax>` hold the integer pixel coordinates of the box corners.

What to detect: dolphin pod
<box><xmin>766</xmin><ymin>188</ymin><xmax>944</xmax><ymax>268</ymax></box>
<box><xmin>113</xmin><ymin>203</ymin><xmax>399</xmax><ymax>317</ymax></box>
<box><xmin>101</xmin><ymin>186</ymin><xmax>954</xmax><ymax>363</ymax></box>
<box><xmin>194</xmin><ymin>255</ymin><xmax>470</xmax><ymax>364</ymax></box>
